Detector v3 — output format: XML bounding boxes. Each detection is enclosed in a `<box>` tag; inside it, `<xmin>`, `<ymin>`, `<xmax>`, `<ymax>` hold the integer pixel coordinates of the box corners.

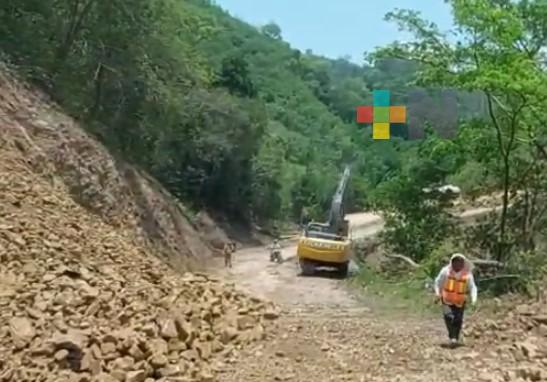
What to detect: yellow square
<box><xmin>373</xmin><ymin>123</ymin><xmax>390</xmax><ymax>140</ymax></box>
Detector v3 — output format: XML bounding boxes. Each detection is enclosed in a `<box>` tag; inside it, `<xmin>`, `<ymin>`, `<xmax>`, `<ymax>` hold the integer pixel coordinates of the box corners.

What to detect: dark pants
<box><xmin>224</xmin><ymin>252</ymin><xmax>232</xmax><ymax>268</ymax></box>
<box><xmin>442</xmin><ymin>303</ymin><xmax>465</xmax><ymax>340</ymax></box>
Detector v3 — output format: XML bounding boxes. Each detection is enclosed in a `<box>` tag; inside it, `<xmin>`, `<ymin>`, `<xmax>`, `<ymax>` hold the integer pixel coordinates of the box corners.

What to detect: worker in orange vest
<box><xmin>434</xmin><ymin>253</ymin><xmax>477</xmax><ymax>347</ymax></box>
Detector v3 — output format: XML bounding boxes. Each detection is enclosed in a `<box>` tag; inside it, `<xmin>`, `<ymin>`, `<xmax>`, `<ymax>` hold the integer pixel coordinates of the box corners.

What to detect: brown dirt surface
<box><xmin>212</xmin><ymin>214</ymin><xmax>547</xmax><ymax>382</ymax></box>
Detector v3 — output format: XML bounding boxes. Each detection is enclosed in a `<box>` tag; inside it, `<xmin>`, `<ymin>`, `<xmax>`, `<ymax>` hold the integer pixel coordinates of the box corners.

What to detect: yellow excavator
<box><xmin>297</xmin><ymin>165</ymin><xmax>352</xmax><ymax>277</ymax></box>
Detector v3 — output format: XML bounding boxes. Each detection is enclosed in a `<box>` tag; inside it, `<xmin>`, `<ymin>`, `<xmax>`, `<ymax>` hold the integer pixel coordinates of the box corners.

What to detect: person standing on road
<box><xmin>223</xmin><ymin>241</ymin><xmax>233</xmax><ymax>268</ymax></box>
<box><xmin>434</xmin><ymin>253</ymin><xmax>477</xmax><ymax>347</ymax></box>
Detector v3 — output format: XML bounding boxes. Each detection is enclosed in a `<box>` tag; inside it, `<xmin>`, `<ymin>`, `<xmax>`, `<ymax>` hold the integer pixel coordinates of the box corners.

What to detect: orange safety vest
<box><xmin>441</xmin><ymin>270</ymin><xmax>469</xmax><ymax>307</ymax></box>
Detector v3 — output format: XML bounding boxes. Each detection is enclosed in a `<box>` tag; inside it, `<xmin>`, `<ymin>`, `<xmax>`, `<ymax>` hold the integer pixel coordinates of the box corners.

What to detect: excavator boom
<box><xmin>327</xmin><ymin>165</ymin><xmax>351</xmax><ymax>235</ymax></box>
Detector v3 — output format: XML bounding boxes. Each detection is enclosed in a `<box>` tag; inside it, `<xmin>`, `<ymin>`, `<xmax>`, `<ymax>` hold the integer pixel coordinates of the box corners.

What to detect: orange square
<box><xmin>390</xmin><ymin>106</ymin><xmax>406</xmax><ymax>123</ymax></box>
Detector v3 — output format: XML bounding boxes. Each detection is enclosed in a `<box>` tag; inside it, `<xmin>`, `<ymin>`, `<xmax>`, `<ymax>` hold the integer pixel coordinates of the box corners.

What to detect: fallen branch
<box><xmin>478</xmin><ymin>274</ymin><xmax>521</xmax><ymax>282</ymax></box>
<box><xmin>469</xmin><ymin>259</ymin><xmax>505</xmax><ymax>267</ymax></box>
<box><xmin>385</xmin><ymin>254</ymin><xmax>420</xmax><ymax>268</ymax></box>
<box><xmin>382</xmin><ymin>255</ymin><xmax>504</xmax><ymax>271</ymax></box>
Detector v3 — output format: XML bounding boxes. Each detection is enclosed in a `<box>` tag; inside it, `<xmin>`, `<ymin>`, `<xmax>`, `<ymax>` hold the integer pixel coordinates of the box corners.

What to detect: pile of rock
<box><xmin>468</xmin><ymin>300</ymin><xmax>547</xmax><ymax>381</ymax></box>
<box><xmin>0</xmin><ymin>64</ymin><xmax>218</xmax><ymax>271</ymax></box>
<box><xmin>0</xmin><ymin>135</ymin><xmax>279</xmax><ymax>381</ymax></box>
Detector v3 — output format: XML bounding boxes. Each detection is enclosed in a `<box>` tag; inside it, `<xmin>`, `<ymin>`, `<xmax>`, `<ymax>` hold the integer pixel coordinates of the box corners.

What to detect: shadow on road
<box><xmin>438</xmin><ymin>342</ymin><xmax>466</xmax><ymax>349</ymax></box>
<box><xmin>297</xmin><ymin>267</ymin><xmax>348</xmax><ymax>280</ymax></box>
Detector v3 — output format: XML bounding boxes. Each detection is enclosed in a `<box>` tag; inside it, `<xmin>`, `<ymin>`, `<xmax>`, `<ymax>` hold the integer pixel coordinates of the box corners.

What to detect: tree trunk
<box><xmin>53</xmin><ymin>0</ymin><xmax>96</xmax><ymax>73</ymax></box>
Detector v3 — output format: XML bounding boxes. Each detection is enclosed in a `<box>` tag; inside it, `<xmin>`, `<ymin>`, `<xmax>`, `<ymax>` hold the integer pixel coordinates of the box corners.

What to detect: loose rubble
<box><xmin>218</xmin><ymin>300</ymin><xmax>547</xmax><ymax>382</ymax></box>
<box><xmin>467</xmin><ymin>299</ymin><xmax>547</xmax><ymax>382</ymax></box>
<box><xmin>0</xmin><ymin>63</ymin><xmax>218</xmax><ymax>273</ymax></box>
<box><xmin>0</xmin><ymin>120</ymin><xmax>279</xmax><ymax>381</ymax></box>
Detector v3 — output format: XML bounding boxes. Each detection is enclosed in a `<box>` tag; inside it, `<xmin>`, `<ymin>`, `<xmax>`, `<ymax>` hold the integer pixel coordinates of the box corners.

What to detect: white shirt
<box><xmin>269</xmin><ymin>243</ymin><xmax>281</xmax><ymax>251</ymax></box>
<box><xmin>434</xmin><ymin>265</ymin><xmax>478</xmax><ymax>305</ymax></box>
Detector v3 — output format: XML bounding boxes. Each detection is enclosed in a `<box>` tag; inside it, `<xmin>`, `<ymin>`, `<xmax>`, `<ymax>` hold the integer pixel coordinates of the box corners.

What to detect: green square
<box><xmin>374</xmin><ymin>107</ymin><xmax>390</xmax><ymax>123</ymax></box>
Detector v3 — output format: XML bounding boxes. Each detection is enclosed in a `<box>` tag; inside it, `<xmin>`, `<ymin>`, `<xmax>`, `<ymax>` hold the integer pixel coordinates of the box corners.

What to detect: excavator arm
<box><xmin>302</xmin><ymin>165</ymin><xmax>352</xmax><ymax>239</ymax></box>
<box><xmin>326</xmin><ymin>165</ymin><xmax>351</xmax><ymax>235</ymax></box>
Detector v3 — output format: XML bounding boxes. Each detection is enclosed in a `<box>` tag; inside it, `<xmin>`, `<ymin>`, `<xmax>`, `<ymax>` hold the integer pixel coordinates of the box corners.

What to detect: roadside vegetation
<box><xmin>354</xmin><ymin>0</ymin><xmax>547</xmax><ymax>303</ymax></box>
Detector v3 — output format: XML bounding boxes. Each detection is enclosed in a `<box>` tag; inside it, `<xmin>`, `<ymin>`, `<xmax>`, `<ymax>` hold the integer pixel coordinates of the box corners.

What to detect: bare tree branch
<box><xmin>385</xmin><ymin>254</ymin><xmax>420</xmax><ymax>268</ymax></box>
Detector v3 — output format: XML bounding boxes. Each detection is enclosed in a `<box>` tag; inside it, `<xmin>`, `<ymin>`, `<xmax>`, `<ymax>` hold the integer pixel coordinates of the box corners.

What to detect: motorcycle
<box><xmin>270</xmin><ymin>249</ymin><xmax>283</xmax><ymax>263</ymax></box>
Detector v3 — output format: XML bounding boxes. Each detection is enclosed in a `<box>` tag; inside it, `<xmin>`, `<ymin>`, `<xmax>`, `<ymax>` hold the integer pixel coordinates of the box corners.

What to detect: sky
<box><xmin>214</xmin><ymin>0</ymin><xmax>455</xmax><ymax>64</ymax></box>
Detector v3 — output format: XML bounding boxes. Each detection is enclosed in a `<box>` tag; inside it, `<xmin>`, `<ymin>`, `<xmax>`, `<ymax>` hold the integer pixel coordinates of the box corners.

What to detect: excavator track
<box><xmin>299</xmin><ymin>258</ymin><xmax>316</xmax><ymax>276</ymax></box>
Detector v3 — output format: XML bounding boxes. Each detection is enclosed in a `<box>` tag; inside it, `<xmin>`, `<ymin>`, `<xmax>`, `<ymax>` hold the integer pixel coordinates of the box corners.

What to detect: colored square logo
<box><xmin>356</xmin><ymin>106</ymin><xmax>373</xmax><ymax>123</ymax></box>
<box><xmin>390</xmin><ymin>106</ymin><xmax>406</xmax><ymax>123</ymax></box>
<box><xmin>356</xmin><ymin>89</ymin><xmax>408</xmax><ymax>140</ymax></box>
<box><xmin>373</xmin><ymin>90</ymin><xmax>390</xmax><ymax>107</ymax></box>
<box><xmin>374</xmin><ymin>107</ymin><xmax>390</xmax><ymax>123</ymax></box>
<box><xmin>373</xmin><ymin>123</ymin><xmax>390</xmax><ymax>140</ymax></box>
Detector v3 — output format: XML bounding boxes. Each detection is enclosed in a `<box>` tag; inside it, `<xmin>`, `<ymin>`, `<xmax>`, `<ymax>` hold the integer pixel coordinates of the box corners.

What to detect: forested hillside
<box><xmin>0</xmin><ymin>0</ymin><xmax>355</xmax><ymax>227</ymax></box>
<box><xmin>0</xmin><ymin>0</ymin><xmax>483</xmax><ymax>229</ymax></box>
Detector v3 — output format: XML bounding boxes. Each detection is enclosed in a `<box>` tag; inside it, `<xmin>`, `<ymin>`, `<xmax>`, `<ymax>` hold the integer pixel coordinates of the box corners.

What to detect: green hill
<box><xmin>0</xmin><ymin>0</ymin><xmax>486</xmax><ymax>227</ymax></box>
<box><xmin>0</xmin><ymin>0</ymin><xmax>375</xmax><ymax>224</ymax></box>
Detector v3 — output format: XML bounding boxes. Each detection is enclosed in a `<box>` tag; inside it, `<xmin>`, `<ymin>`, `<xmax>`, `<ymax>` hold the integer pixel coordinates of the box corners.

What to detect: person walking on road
<box><xmin>434</xmin><ymin>253</ymin><xmax>477</xmax><ymax>347</ymax></box>
<box><xmin>223</xmin><ymin>241</ymin><xmax>233</xmax><ymax>268</ymax></box>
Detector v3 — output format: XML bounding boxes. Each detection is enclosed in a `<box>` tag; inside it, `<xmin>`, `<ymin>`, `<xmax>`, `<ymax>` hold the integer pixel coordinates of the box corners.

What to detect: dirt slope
<box><xmin>0</xmin><ymin>65</ymin><xmax>280</xmax><ymax>381</ymax></box>
<box><xmin>0</xmin><ymin>63</ymin><xmax>224</xmax><ymax>268</ymax></box>
<box><xmin>213</xmin><ymin>214</ymin><xmax>547</xmax><ymax>382</ymax></box>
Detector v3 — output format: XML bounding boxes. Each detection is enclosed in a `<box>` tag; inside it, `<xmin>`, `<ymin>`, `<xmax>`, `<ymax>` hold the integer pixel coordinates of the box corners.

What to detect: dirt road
<box><xmin>217</xmin><ymin>212</ymin><xmax>382</xmax><ymax>309</ymax></box>
<box><xmin>213</xmin><ymin>212</ymin><xmax>505</xmax><ymax>382</ymax></box>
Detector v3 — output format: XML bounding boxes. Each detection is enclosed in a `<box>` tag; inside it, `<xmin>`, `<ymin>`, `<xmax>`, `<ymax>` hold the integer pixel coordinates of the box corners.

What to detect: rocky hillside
<box><xmin>0</xmin><ymin>65</ymin><xmax>279</xmax><ymax>381</ymax></box>
<box><xmin>0</xmin><ymin>63</ymin><xmax>232</xmax><ymax>268</ymax></box>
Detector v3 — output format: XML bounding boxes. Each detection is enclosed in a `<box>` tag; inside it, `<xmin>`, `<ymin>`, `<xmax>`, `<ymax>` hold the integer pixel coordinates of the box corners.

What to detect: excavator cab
<box><xmin>304</xmin><ymin>221</ymin><xmax>348</xmax><ymax>241</ymax></box>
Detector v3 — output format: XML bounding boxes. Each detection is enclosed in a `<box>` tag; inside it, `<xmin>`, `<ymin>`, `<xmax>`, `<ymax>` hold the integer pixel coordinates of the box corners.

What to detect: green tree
<box><xmin>261</xmin><ymin>22</ymin><xmax>282</xmax><ymax>40</ymax></box>
<box><xmin>373</xmin><ymin>0</ymin><xmax>547</xmax><ymax>261</ymax></box>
